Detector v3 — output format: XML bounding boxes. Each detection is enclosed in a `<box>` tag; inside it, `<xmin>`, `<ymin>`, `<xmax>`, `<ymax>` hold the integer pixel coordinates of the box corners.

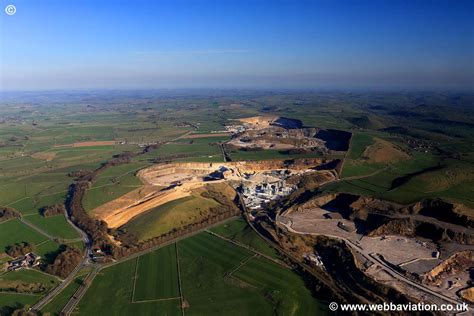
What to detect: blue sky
<box><xmin>0</xmin><ymin>0</ymin><xmax>473</xmax><ymax>90</ymax></box>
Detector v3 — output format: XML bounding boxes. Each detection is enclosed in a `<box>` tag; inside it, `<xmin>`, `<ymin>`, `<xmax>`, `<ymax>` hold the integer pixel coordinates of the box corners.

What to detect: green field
<box><xmin>133</xmin><ymin>244</ymin><xmax>180</xmax><ymax>301</ymax></box>
<box><xmin>0</xmin><ymin>269</ymin><xmax>59</xmax><ymax>290</ymax></box>
<box><xmin>0</xmin><ymin>218</ymin><xmax>65</xmax><ymax>263</ymax></box>
<box><xmin>328</xmin><ymin>153</ymin><xmax>474</xmax><ymax>207</ymax></box>
<box><xmin>83</xmin><ymin>162</ymin><xmax>148</xmax><ymax>212</ymax></box>
<box><xmin>23</xmin><ymin>214</ymin><xmax>79</xmax><ymax>240</ymax></box>
<box><xmin>210</xmin><ymin>218</ymin><xmax>280</xmax><ymax>259</ymax></box>
<box><xmin>76</xmin><ymin>228</ymin><xmax>327</xmax><ymax>315</ymax></box>
<box><xmin>0</xmin><ymin>293</ymin><xmax>39</xmax><ymax>316</ymax></box>
<box><xmin>346</xmin><ymin>132</ymin><xmax>374</xmax><ymax>159</ymax></box>
<box><xmin>122</xmin><ymin>194</ymin><xmax>220</xmax><ymax>242</ymax></box>
<box><xmin>133</xmin><ymin>137</ymin><xmax>226</xmax><ymax>163</ymax></box>
<box><xmin>232</xmin><ymin>256</ymin><xmax>324</xmax><ymax>315</ymax></box>
<box><xmin>35</xmin><ymin>240</ymin><xmax>64</xmax><ymax>259</ymax></box>
<box><xmin>76</xmin><ymin>257</ymin><xmax>181</xmax><ymax>316</ymax></box>
<box><xmin>0</xmin><ymin>269</ymin><xmax>60</xmax><ymax>313</ymax></box>
<box><xmin>7</xmin><ymin>192</ymin><xmax>67</xmax><ymax>216</ymax></box>
<box><xmin>2</xmin><ymin>91</ymin><xmax>474</xmax><ymax>314</ymax></box>
<box><xmin>0</xmin><ymin>219</ymin><xmax>49</xmax><ymax>253</ymax></box>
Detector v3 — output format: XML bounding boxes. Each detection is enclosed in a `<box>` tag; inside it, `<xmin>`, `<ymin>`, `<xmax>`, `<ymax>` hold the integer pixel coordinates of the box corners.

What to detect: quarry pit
<box><xmin>224</xmin><ymin>116</ymin><xmax>351</xmax><ymax>153</ymax></box>
<box><xmin>91</xmin><ymin>158</ymin><xmax>336</xmax><ymax>228</ymax></box>
<box><xmin>278</xmin><ymin>193</ymin><xmax>474</xmax><ymax>304</ymax></box>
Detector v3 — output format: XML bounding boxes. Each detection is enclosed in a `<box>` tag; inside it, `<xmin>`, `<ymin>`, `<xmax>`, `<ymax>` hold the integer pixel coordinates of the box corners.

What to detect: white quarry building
<box><xmin>240</xmin><ymin>171</ymin><xmax>296</xmax><ymax>210</ymax></box>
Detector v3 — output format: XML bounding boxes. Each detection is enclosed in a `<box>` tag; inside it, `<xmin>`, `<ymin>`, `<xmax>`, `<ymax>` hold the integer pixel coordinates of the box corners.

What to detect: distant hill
<box><xmin>347</xmin><ymin>115</ymin><xmax>386</xmax><ymax>129</ymax></box>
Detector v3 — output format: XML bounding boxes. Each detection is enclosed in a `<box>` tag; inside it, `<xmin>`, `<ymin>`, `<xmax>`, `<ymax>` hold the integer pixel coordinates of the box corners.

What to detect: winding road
<box><xmin>278</xmin><ymin>217</ymin><xmax>468</xmax><ymax>308</ymax></box>
<box><xmin>30</xmin><ymin>208</ymin><xmax>91</xmax><ymax>312</ymax></box>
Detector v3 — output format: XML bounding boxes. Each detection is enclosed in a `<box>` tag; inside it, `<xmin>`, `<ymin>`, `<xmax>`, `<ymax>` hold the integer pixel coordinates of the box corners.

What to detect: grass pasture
<box><xmin>329</xmin><ymin>152</ymin><xmax>474</xmax><ymax>207</ymax></box>
<box><xmin>232</xmin><ymin>256</ymin><xmax>325</xmax><ymax>315</ymax></box>
<box><xmin>133</xmin><ymin>244</ymin><xmax>180</xmax><ymax>301</ymax></box>
<box><xmin>76</xmin><ymin>224</ymin><xmax>327</xmax><ymax>315</ymax></box>
<box><xmin>0</xmin><ymin>218</ymin><xmax>64</xmax><ymax>263</ymax></box>
<box><xmin>347</xmin><ymin>132</ymin><xmax>374</xmax><ymax>159</ymax></box>
<box><xmin>210</xmin><ymin>218</ymin><xmax>280</xmax><ymax>259</ymax></box>
<box><xmin>83</xmin><ymin>162</ymin><xmax>148</xmax><ymax>212</ymax></box>
<box><xmin>0</xmin><ymin>269</ymin><xmax>59</xmax><ymax>291</ymax></box>
<box><xmin>75</xmin><ymin>255</ymin><xmax>182</xmax><ymax>316</ymax></box>
<box><xmin>122</xmin><ymin>194</ymin><xmax>220</xmax><ymax>242</ymax></box>
<box><xmin>0</xmin><ymin>219</ymin><xmax>49</xmax><ymax>253</ymax></box>
<box><xmin>6</xmin><ymin>191</ymin><xmax>67</xmax><ymax>216</ymax></box>
<box><xmin>128</xmin><ymin>136</ymin><xmax>228</xmax><ymax>164</ymax></box>
<box><xmin>0</xmin><ymin>293</ymin><xmax>39</xmax><ymax>315</ymax></box>
<box><xmin>0</xmin><ymin>269</ymin><xmax>60</xmax><ymax>314</ymax></box>
<box><xmin>23</xmin><ymin>214</ymin><xmax>79</xmax><ymax>240</ymax></box>
<box><xmin>35</xmin><ymin>240</ymin><xmax>64</xmax><ymax>259</ymax></box>
<box><xmin>178</xmin><ymin>232</ymin><xmax>327</xmax><ymax>315</ymax></box>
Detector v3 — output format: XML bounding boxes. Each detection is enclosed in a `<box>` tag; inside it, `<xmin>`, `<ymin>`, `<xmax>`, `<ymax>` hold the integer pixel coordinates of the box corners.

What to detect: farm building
<box><xmin>5</xmin><ymin>252</ymin><xmax>41</xmax><ymax>271</ymax></box>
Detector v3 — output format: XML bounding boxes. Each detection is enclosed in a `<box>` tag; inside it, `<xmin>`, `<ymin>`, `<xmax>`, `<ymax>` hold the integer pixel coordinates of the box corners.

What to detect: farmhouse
<box><xmin>5</xmin><ymin>252</ymin><xmax>41</xmax><ymax>271</ymax></box>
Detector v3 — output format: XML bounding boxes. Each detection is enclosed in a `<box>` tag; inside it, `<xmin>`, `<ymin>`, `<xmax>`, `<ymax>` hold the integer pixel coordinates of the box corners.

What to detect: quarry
<box><xmin>91</xmin><ymin>158</ymin><xmax>335</xmax><ymax>228</ymax></box>
<box><xmin>224</xmin><ymin>116</ymin><xmax>351</xmax><ymax>153</ymax></box>
<box><xmin>82</xmin><ymin>115</ymin><xmax>472</xmax><ymax>310</ymax></box>
<box><xmin>276</xmin><ymin>193</ymin><xmax>474</xmax><ymax>305</ymax></box>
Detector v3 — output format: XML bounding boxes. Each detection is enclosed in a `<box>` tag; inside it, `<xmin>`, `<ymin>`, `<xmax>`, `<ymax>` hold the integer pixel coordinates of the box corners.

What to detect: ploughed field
<box><xmin>75</xmin><ymin>223</ymin><xmax>328</xmax><ymax>315</ymax></box>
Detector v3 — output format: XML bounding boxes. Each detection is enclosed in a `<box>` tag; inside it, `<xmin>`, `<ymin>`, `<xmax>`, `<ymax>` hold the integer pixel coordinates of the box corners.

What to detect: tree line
<box><xmin>0</xmin><ymin>206</ymin><xmax>20</xmax><ymax>223</ymax></box>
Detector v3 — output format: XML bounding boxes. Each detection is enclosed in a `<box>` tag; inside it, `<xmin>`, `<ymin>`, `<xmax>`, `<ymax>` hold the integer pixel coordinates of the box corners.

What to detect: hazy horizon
<box><xmin>1</xmin><ymin>0</ymin><xmax>473</xmax><ymax>91</ymax></box>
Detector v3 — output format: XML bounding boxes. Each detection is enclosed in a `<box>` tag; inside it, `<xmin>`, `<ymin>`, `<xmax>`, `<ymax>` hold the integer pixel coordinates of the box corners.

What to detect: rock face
<box><xmin>459</xmin><ymin>287</ymin><xmax>474</xmax><ymax>303</ymax></box>
<box><xmin>286</xmin><ymin>193</ymin><xmax>474</xmax><ymax>244</ymax></box>
<box><xmin>228</xmin><ymin>126</ymin><xmax>327</xmax><ymax>150</ymax></box>
<box><xmin>367</xmin><ymin>218</ymin><xmax>416</xmax><ymax>237</ymax></box>
<box><xmin>237</xmin><ymin>116</ymin><xmax>302</xmax><ymax>129</ymax></box>
<box><xmin>138</xmin><ymin>158</ymin><xmax>329</xmax><ymax>181</ymax></box>
<box><xmin>410</xmin><ymin>198</ymin><xmax>474</xmax><ymax>228</ymax></box>
<box><xmin>423</xmin><ymin>250</ymin><xmax>474</xmax><ymax>283</ymax></box>
<box><xmin>228</xmin><ymin>116</ymin><xmax>351</xmax><ymax>152</ymax></box>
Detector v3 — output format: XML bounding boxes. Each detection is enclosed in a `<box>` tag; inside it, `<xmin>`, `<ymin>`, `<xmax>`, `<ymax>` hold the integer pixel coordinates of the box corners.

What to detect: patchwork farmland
<box><xmin>1</xmin><ymin>91</ymin><xmax>473</xmax><ymax>314</ymax></box>
<box><xmin>73</xmin><ymin>222</ymin><xmax>328</xmax><ymax>315</ymax></box>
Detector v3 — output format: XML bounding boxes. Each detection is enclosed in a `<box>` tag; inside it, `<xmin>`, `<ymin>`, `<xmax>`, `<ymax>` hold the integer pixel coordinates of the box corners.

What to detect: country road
<box><xmin>57</xmin><ymin>216</ymin><xmax>240</xmax><ymax>314</ymax></box>
<box><xmin>30</xmin><ymin>208</ymin><xmax>91</xmax><ymax>312</ymax></box>
<box><xmin>60</xmin><ymin>266</ymin><xmax>99</xmax><ymax>314</ymax></box>
<box><xmin>237</xmin><ymin>185</ymin><xmax>471</xmax><ymax>314</ymax></box>
<box><xmin>27</xmin><ymin>145</ymin><xmax>459</xmax><ymax>314</ymax></box>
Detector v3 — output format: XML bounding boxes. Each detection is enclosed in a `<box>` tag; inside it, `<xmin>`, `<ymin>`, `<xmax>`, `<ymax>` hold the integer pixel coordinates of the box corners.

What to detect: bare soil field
<box><xmin>31</xmin><ymin>151</ymin><xmax>57</xmax><ymax>161</ymax></box>
<box><xmin>180</xmin><ymin>132</ymin><xmax>230</xmax><ymax>139</ymax></box>
<box><xmin>54</xmin><ymin>141</ymin><xmax>116</xmax><ymax>148</ymax></box>
<box><xmin>459</xmin><ymin>287</ymin><xmax>474</xmax><ymax>303</ymax></box>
